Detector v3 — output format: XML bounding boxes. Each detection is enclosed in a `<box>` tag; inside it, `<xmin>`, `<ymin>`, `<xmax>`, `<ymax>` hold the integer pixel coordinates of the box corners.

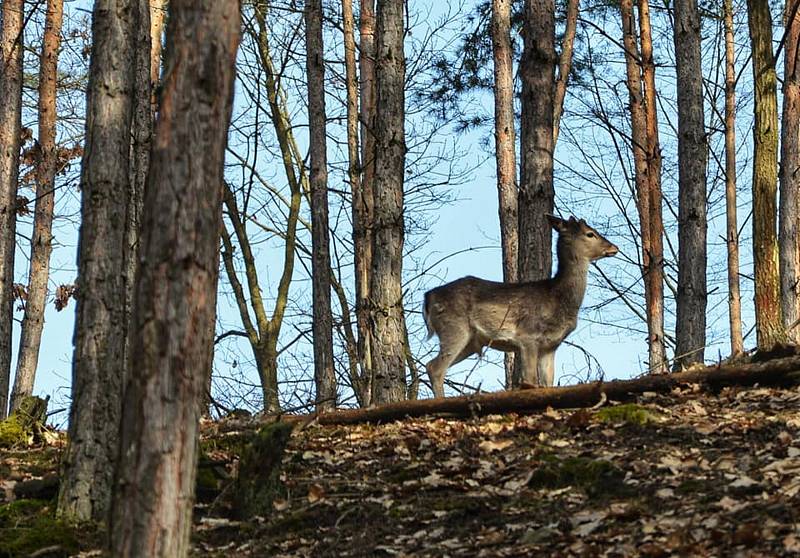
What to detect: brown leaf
<box><xmin>307</xmin><ymin>483</ymin><xmax>325</xmax><ymax>504</ymax></box>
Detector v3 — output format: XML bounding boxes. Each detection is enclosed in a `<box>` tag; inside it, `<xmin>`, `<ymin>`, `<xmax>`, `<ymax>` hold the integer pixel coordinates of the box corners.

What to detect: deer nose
<box><xmin>604</xmin><ymin>244</ymin><xmax>619</xmax><ymax>257</ymax></box>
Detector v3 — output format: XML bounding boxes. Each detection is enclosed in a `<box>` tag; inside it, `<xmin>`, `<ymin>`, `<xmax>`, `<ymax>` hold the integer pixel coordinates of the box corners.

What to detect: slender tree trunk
<box><xmin>780</xmin><ymin>0</ymin><xmax>800</xmax><ymax>341</ymax></box>
<box><xmin>673</xmin><ymin>0</ymin><xmax>707</xmax><ymax>368</ymax></box>
<box><xmin>518</xmin><ymin>0</ymin><xmax>556</xmax><ymax>285</ymax></box>
<box><xmin>724</xmin><ymin>0</ymin><xmax>743</xmax><ymax>355</ymax></box>
<box><xmin>553</xmin><ymin>0</ymin><xmax>580</xmax><ymax>144</ymax></box>
<box><xmin>747</xmin><ymin>0</ymin><xmax>786</xmax><ymax>350</ymax></box>
<box><xmin>306</xmin><ymin>0</ymin><xmax>336</xmax><ymax>411</ymax></box>
<box><xmin>358</xmin><ymin>0</ymin><xmax>376</xmax><ymax>402</ymax></box>
<box><xmin>491</xmin><ymin>0</ymin><xmax>519</xmax><ymax>389</ymax></box>
<box><xmin>150</xmin><ymin>0</ymin><xmax>167</xmax><ymax>98</ymax></box>
<box><xmin>58</xmin><ymin>0</ymin><xmax>140</xmax><ymax>523</ymax></box>
<box><xmin>110</xmin><ymin>2</ymin><xmax>240</xmax><ymax>556</ymax></box>
<box><xmin>342</xmin><ymin>0</ymin><xmax>371</xmax><ymax>405</ymax></box>
<box><xmin>370</xmin><ymin>0</ymin><xmax>406</xmax><ymax>403</ymax></box>
<box><xmin>10</xmin><ymin>0</ymin><xmax>63</xmax><ymax>412</ymax></box>
<box><xmin>0</xmin><ymin>0</ymin><xmax>24</xmax><ymax>420</ymax></box>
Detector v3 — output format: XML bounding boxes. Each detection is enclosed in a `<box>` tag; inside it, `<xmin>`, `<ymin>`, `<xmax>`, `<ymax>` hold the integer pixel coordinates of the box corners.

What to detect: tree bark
<box><xmin>492</xmin><ymin>0</ymin><xmax>519</xmax><ymax>389</ymax></box>
<box><xmin>358</xmin><ymin>0</ymin><xmax>377</xmax><ymax>402</ymax></box>
<box><xmin>342</xmin><ymin>0</ymin><xmax>371</xmax><ymax>406</ymax></box>
<box><xmin>10</xmin><ymin>0</ymin><xmax>64</xmax><ymax>413</ymax></box>
<box><xmin>109</xmin><ymin>2</ymin><xmax>240</xmax><ymax>556</ymax></box>
<box><xmin>306</xmin><ymin>0</ymin><xmax>336</xmax><ymax>411</ymax></box>
<box><xmin>57</xmin><ymin>0</ymin><xmax>140</xmax><ymax>523</ymax></box>
<box><xmin>553</xmin><ymin>0</ymin><xmax>580</xmax><ymax>144</ymax></box>
<box><xmin>638</xmin><ymin>0</ymin><xmax>667</xmax><ymax>373</ymax></box>
<box><xmin>150</xmin><ymin>0</ymin><xmax>167</xmax><ymax>99</ymax></box>
<box><xmin>780</xmin><ymin>0</ymin><xmax>800</xmax><ymax>342</ymax></box>
<box><xmin>518</xmin><ymin>0</ymin><xmax>556</xmax><ymax>284</ymax></box>
<box><xmin>747</xmin><ymin>0</ymin><xmax>786</xmax><ymax>350</ymax></box>
<box><xmin>724</xmin><ymin>0</ymin><xmax>743</xmax><ymax>356</ymax></box>
<box><xmin>370</xmin><ymin>0</ymin><xmax>407</xmax><ymax>404</ymax></box>
<box><xmin>0</xmin><ymin>0</ymin><xmax>25</xmax><ymax>420</ymax></box>
<box><xmin>673</xmin><ymin>0</ymin><xmax>707</xmax><ymax>368</ymax></box>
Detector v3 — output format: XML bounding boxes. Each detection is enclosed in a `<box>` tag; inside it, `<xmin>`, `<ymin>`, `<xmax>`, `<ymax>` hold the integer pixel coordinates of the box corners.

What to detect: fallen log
<box><xmin>310</xmin><ymin>355</ymin><xmax>800</xmax><ymax>425</ymax></box>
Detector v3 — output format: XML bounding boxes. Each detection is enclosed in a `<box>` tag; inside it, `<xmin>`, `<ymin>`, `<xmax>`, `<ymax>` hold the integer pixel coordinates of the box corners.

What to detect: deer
<box><xmin>423</xmin><ymin>215</ymin><xmax>618</xmax><ymax>398</ymax></box>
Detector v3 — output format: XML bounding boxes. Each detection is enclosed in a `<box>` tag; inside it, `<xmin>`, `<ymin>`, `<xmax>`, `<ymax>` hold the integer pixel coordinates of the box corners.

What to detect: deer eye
<box><xmin>586</xmin><ymin>232</ymin><xmax>596</xmax><ymax>238</ymax></box>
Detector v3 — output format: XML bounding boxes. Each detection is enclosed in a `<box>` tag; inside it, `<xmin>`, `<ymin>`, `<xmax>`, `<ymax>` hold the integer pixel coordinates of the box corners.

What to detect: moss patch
<box><xmin>529</xmin><ymin>455</ymin><xmax>628</xmax><ymax>499</ymax></box>
<box><xmin>0</xmin><ymin>418</ymin><xmax>26</xmax><ymax>449</ymax></box>
<box><xmin>0</xmin><ymin>499</ymin><xmax>88</xmax><ymax>558</ymax></box>
<box><xmin>596</xmin><ymin>404</ymin><xmax>655</xmax><ymax>426</ymax></box>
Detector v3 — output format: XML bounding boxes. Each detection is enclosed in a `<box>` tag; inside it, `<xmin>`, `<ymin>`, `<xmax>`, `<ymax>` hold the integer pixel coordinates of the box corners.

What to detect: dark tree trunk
<box><xmin>491</xmin><ymin>0</ymin><xmax>518</xmax><ymax>388</ymax></box>
<box><xmin>673</xmin><ymin>0</ymin><xmax>708</xmax><ymax>368</ymax></box>
<box><xmin>110</xmin><ymin>2</ymin><xmax>240</xmax><ymax>556</ymax></box>
<box><xmin>306</xmin><ymin>0</ymin><xmax>336</xmax><ymax>411</ymax></box>
<box><xmin>780</xmin><ymin>0</ymin><xmax>800</xmax><ymax>341</ymax></box>
<box><xmin>57</xmin><ymin>0</ymin><xmax>141</xmax><ymax>522</ymax></box>
<box><xmin>518</xmin><ymin>0</ymin><xmax>555</xmax><ymax>284</ymax></box>
<box><xmin>0</xmin><ymin>0</ymin><xmax>25</xmax><ymax>419</ymax></box>
<box><xmin>11</xmin><ymin>0</ymin><xmax>63</xmax><ymax>412</ymax></box>
<box><xmin>747</xmin><ymin>0</ymin><xmax>786</xmax><ymax>350</ymax></box>
<box><xmin>370</xmin><ymin>0</ymin><xmax>407</xmax><ymax>404</ymax></box>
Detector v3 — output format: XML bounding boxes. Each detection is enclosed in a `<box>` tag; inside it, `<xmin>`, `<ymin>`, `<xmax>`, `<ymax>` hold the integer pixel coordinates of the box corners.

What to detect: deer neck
<box><xmin>553</xmin><ymin>252</ymin><xmax>589</xmax><ymax>311</ymax></box>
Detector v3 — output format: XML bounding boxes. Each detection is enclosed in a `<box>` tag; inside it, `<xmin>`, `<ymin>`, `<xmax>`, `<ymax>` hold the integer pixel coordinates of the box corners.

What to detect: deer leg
<box><xmin>518</xmin><ymin>345</ymin><xmax>540</xmax><ymax>386</ymax></box>
<box><xmin>425</xmin><ymin>329</ymin><xmax>472</xmax><ymax>399</ymax></box>
<box><xmin>538</xmin><ymin>350</ymin><xmax>555</xmax><ymax>387</ymax></box>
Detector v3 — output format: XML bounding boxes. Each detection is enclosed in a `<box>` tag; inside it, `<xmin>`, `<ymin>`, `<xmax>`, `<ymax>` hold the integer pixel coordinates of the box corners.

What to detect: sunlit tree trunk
<box><xmin>491</xmin><ymin>0</ymin><xmax>518</xmax><ymax>388</ymax></box>
<box><xmin>306</xmin><ymin>0</ymin><xmax>336</xmax><ymax>411</ymax></box>
<box><xmin>724</xmin><ymin>0</ymin><xmax>743</xmax><ymax>355</ymax></box>
<box><xmin>58</xmin><ymin>0</ymin><xmax>141</xmax><ymax>522</ymax></box>
<box><xmin>747</xmin><ymin>0</ymin><xmax>786</xmax><ymax>350</ymax></box>
<box><xmin>370</xmin><ymin>0</ymin><xmax>407</xmax><ymax>403</ymax></box>
<box><xmin>673</xmin><ymin>0</ymin><xmax>707</xmax><ymax>367</ymax></box>
<box><xmin>357</xmin><ymin>0</ymin><xmax>376</xmax><ymax>400</ymax></box>
<box><xmin>0</xmin><ymin>0</ymin><xmax>25</xmax><ymax>419</ymax></box>
<box><xmin>110</xmin><ymin>2</ymin><xmax>239</xmax><ymax>556</ymax></box>
<box><xmin>780</xmin><ymin>0</ymin><xmax>800</xmax><ymax>342</ymax></box>
<box><xmin>10</xmin><ymin>0</ymin><xmax>64</xmax><ymax>412</ymax></box>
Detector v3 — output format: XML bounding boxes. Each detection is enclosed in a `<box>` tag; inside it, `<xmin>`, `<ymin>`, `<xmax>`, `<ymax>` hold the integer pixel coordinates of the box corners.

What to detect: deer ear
<box><xmin>546</xmin><ymin>214</ymin><xmax>565</xmax><ymax>231</ymax></box>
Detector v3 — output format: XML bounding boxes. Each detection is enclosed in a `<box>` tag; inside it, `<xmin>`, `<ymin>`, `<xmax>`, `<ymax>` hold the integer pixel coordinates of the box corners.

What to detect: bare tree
<box><xmin>747</xmin><ymin>0</ymin><xmax>785</xmax><ymax>350</ymax></box>
<box><xmin>673</xmin><ymin>0</ymin><xmax>708</xmax><ymax>367</ymax></box>
<box><xmin>0</xmin><ymin>0</ymin><xmax>25</xmax><ymax>419</ymax></box>
<box><xmin>110</xmin><ymin>1</ymin><xmax>240</xmax><ymax>555</ymax></box>
<box><xmin>10</xmin><ymin>0</ymin><xmax>64</xmax><ymax>411</ymax></box>
<box><xmin>370</xmin><ymin>0</ymin><xmax>407</xmax><ymax>403</ymax></box>
<box><xmin>306</xmin><ymin>0</ymin><xmax>336</xmax><ymax>411</ymax></box>
<box><xmin>780</xmin><ymin>0</ymin><xmax>800</xmax><ymax>342</ymax></box>
<box><xmin>724</xmin><ymin>0</ymin><xmax>743</xmax><ymax>355</ymax></box>
<box><xmin>58</xmin><ymin>0</ymin><xmax>142</xmax><ymax>522</ymax></box>
<box><xmin>491</xmin><ymin>0</ymin><xmax>518</xmax><ymax>388</ymax></box>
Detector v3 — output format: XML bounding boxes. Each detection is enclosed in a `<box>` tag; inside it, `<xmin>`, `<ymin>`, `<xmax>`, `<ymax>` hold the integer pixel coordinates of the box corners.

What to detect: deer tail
<box><xmin>423</xmin><ymin>290</ymin><xmax>435</xmax><ymax>340</ymax></box>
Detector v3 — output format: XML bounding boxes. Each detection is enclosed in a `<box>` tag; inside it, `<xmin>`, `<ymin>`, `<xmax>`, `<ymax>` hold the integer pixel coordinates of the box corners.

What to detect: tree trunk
<box><xmin>0</xmin><ymin>0</ymin><xmax>25</xmax><ymax>420</ymax></box>
<box><xmin>57</xmin><ymin>0</ymin><xmax>140</xmax><ymax>523</ymax></box>
<box><xmin>724</xmin><ymin>0</ymin><xmax>743</xmax><ymax>356</ymax></box>
<box><xmin>638</xmin><ymin>0</ymin><xmax>667</xmax><ymax>373</ymax></box>
<box><xmin>780</xmin><ymin>0</ymin><xmax>800</xmax><ymax>342</ymax></box>
<box><xmin>10</xmin><ymin>0</ymin><xmax>63</xmax><ymax>413</ymax></box>
<box><xmin>673</xmin><ymin>0</ymin><xmax>707</xmax><ymax>368</ymax></box>
<box><xmin>518</xmin><ymin>0</ymin><xmax>556</xmax><ymax>285</ymax></box>
<box><xmin>553</xmin><ymin>0</ymin><xmax>580</xmax><ymax>144</ymax></box>
<box><xmin>747</xmin><ymin>0</ymin><xmax>786</xmax><ymax>350</ymax></box>
<box><xmin>306</xmin><ymin>0</ymin><xmax>336</xmax><ymax>412</ymax></box>
<box><xmin>358</xmin><ymin>0</ymin><xmax>376</xmax><ymax>402</ymax></box>
<box><xmin>370</xmin><ymin>0</ymin><xmax>407</xmax><ymax>404</ymax></box>
<box><xmin>491</xmin><ymin>0</ymin><xmax>519</xmax><ymax>389</ymax></box>
<box><xmin>110</xmin><ymin>2</ymin><xmax>239</xmax><ymax>556</ymax></box>
<box><xmin>150</xmin><ymin>0</ymin><xmax>167</xmax><ymax>99</ymax></box>
<box><xmin>343</xmin><ymin>0</ymin><xmax>371</xmax><ymax>406</ymax></box>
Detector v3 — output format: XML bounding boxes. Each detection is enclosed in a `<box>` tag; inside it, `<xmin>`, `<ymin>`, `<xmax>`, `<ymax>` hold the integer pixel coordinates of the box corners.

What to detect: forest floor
<box><xmin>1</xmin><ymin>378</ymin><xmax>800</xmax><ymax>556</ymax></box>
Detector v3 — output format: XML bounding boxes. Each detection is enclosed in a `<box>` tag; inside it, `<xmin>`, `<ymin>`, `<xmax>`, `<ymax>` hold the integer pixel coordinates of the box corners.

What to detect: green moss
<box><xmin>530</xmin><ymin>455</ymin><xmax>628</xmax><ymax>499</ymax></box>
<box><xmin>596</xmin><ymin>404</ymin><xmax>655</xmax><ymax>426</ymax></box>
<box><xmin>200</xmin><ymin>431</ymin><xmax>253</xmax><ymax>457</ymax></box>
<box><xmin>234</xmin><ymin>421</ymin><xmax>295</xmax><ymax>518</ymax></box>
<box><xmin>0</xmin><ymin>500</ymin><xmax>84</xmax><ymax>557</ymax></box>
<box><xmin>0</xmin><ymin>417</ymin><xmax>27</xmax><ymax>449</ymax></box>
